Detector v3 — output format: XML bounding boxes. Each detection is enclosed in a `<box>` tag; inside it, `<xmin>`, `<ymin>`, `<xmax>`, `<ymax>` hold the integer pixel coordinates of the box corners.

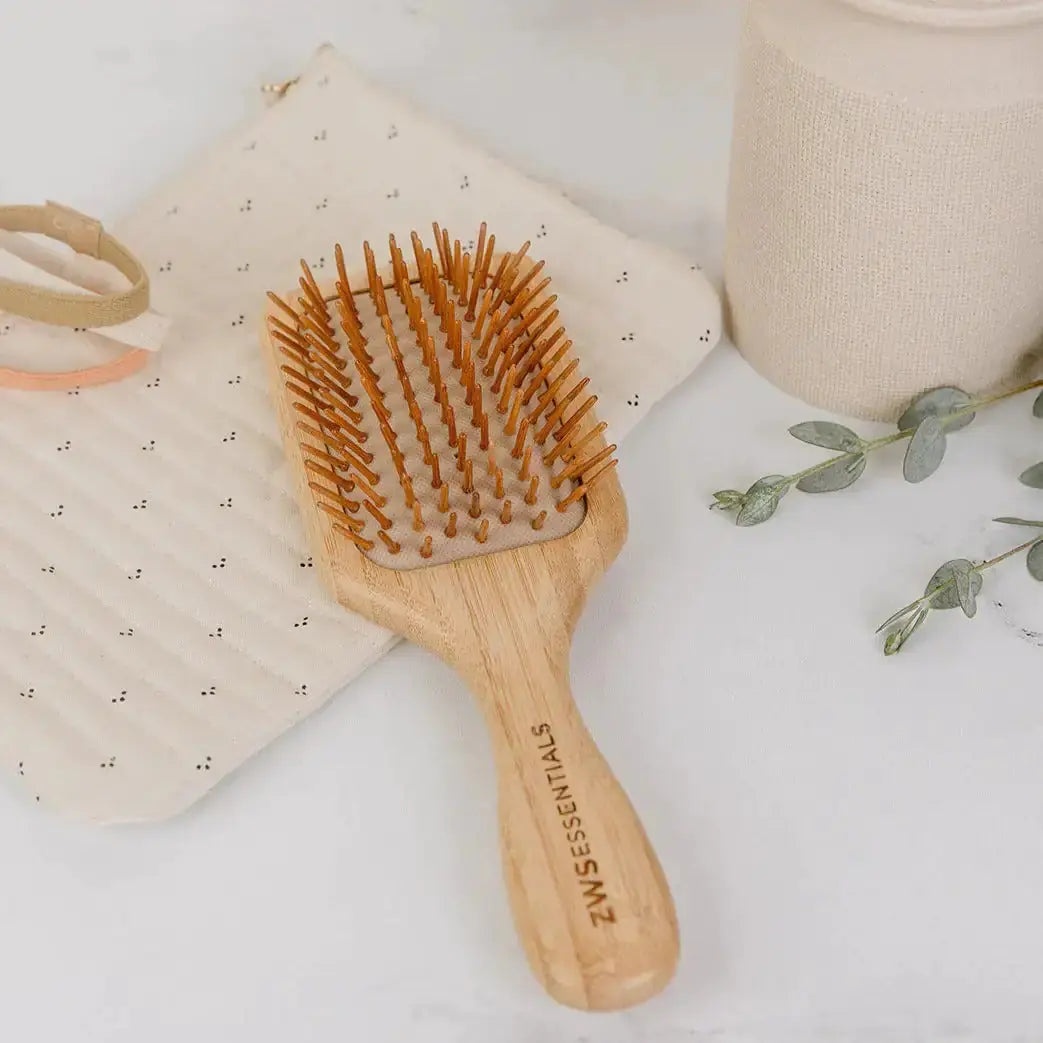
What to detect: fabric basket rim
<box><xmin>837</xmin><ymin>0</ymin><xmax>1043</xmax><ymax>27</ymax></box>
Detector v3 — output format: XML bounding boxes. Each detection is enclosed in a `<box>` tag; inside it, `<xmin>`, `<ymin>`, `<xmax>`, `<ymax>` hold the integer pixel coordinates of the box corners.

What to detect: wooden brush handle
<box><xmin>462</xmin><ymin>647</ymin><xmax>679</xmax><ymax>1010</ymax></box>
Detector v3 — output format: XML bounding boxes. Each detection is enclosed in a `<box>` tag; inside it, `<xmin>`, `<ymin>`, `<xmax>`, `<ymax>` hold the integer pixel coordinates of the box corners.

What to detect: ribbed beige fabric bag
<box><xmin>725</xmin><ymin>0</ymin><xmax>1043</xmax><ymax>420</ymax></box>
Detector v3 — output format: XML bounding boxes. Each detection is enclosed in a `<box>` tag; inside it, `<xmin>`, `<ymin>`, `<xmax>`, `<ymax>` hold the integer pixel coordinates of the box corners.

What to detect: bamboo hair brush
<box><xmin>260</xmin><ymin>224</ymin><xmax>678</xmax><ymax>1011</ymax></box>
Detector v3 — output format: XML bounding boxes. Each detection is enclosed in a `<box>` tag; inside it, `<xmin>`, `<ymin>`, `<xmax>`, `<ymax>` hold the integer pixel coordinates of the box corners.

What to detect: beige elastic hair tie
<box><xmin>0</xmin><ymin>201</ymin><xmax>151</xmax><ymax>390</ymax></box>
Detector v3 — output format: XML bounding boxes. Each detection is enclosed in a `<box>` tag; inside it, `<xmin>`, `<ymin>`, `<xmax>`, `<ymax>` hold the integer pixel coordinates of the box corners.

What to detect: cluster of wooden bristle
<box><xmin>265</xmin><ymin>223</ymin><xmax>617</xmax><ymax>567</ymax></box>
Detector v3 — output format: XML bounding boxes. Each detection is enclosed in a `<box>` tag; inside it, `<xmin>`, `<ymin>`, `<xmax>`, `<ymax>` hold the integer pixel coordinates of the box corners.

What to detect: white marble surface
<box><xmin>4</xmin><ymin>2</ymin><xmax>1043</xmax><ymax>1040</ymax></box>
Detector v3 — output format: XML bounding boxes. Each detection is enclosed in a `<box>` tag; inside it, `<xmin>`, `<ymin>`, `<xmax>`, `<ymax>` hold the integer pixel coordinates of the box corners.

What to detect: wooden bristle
<box><xmin>490</xmin><ymin>242</ymin><xmax>531</xmax><ymax>308</ymax></box>
<box><xmin>410</xmin><ymin>232</ymin><xmax>427</xmax><ymax>284</ymax></box>
<box><xmin>317</xmin><ymin>501</ymin><xmax>364</xmax><ymax>532</ymax></box>
<box><xmin>500</xmin><ymin>499</ymin><xmax>512</xmax><ymax>525</ymax></box>
<box><xmin>496</xmin><ymin>267</ymin><xmax>547</xmax><ymax>336</ymax></box>
<box><xmin>535</xmin><ymin>378</ymin><xmax>591</xmax><ymax>445</ymax></box>
<box><xmin>530</xmin><ymin>359</ymin><xmax>580</xmax><ymax>423</ymax></box>
<box><xmin>531</xmin><ymin>510</ymin><xmax>547</xmax><ymax>531</ymax></box>
<box><xmin>413</xmin><ymin>501</ymin><xmax>425</xmax><ymax>532</ymax></box>
<box><xmin>525</xmin><ymin>475</ymin><xmax>540</xmax><ymax>506</ymax></box>
<box><xmin>511</xmin><ymin>418</ymin><xmax>531</xmax><ymax>460</ymax></box>
<box><xmin>301</xmin><ymin>443</ymin><xmax>386</xmax><ymax>507</ymax></box>
<box><xmin>333</xmin><ymin>523</ymin><xmax>375</xmax><ymax>552</ymax></box>
<box><xmin>311</xmin><ymin>481</ymin><xmax>362</xmax><ymax>517</ymax></box>
<box><xmin>284</xmin><ymin>375</ymin><xmax>336</xmax><ymax>415</ymax></box>
<box><xmin>269</xmin><ymin>320</ymin><xmax>305</xmax><ymax>357</ymax></box>
<box><xmin>420</xmin><ymin>535</ymin><xmax>433</xmax><ymax>559</ymax></box>
<box><xmin>334</xmin><ymin>244</ymin><xmax>359</xmax><ymax>319</ymax></box>
<box><xmin>378</xmin><ymin>530</ymin><xmax>401</xmax><ymax>554</ymax></box>
<box><xmin>469</xmin><ymin>491</ymin><xmax>482</xmax><ymax>519</ymax></box>
<box><xmin>364</xmin><ymin>499</ymin><xmax>393</xmax><ymax>530</ymax></box>
<box><xmin>424</xmin><ymin>249</ymin><xmax>437</xmax><ymax>294</ymax></box>
<box><xmin>551</xmin><ymin>396</ymin><xmax>598</xmax><ymax>448</ymax></box>
<box><xmin>552</xmin><ymin>443</ymin><xmax>617</xmax><ymax>489</ymax></box>
<box><xmin>299</xmin><ymin>315</ymin><xmax>344</xmax><ymax>364</ymax></box>
<box><xmin>313</xmin><ymin>363</ymin><xmax>360</xmax><ymax>408</ymax></box>
<box><xmin>296</xmin><ymin>423</ymin><xmax>380</xmax><ymax>486</ymax></box>
<box><xmin>497</xmin><ymin>368</ymin><xmax>517</xmax><ymax>412</ymax></box>
<box><xmin>267</xmin><ymin>291</ymin><xmax>300</xmax><ymax>324</ymax></box>
<box><xmin>487</xmin><ymin>252</ymin><xmax>512</xmax><ymax>299</ymax></box>
<box><xmin>305</xmin><ymin>458</ymin><xmax>358</xmax><ymax>497</ymax></box>
<box><xmin>388</xmin><ymin>233</ymin><xmax>408</xmax><ymax>291</ymax></box>
<box><xmin>583</xmin><ymin>457</ymin><xmax>619</xmax><ymax>489</ymax></box>
<box><xmin>475</xmin><ymin>519</ymin><xmax>490</xmax><ymax>544</ymax></box>
<box><xmin>519</xmin><ymin>446</ymin><xmax>533</xmax><ymax>482</ymax></box>
<box><xmin>473</xmin><ymin>289</ymin><xmax>494</xmax><ymax>344</ymax></box>
<box><xmin>299</xmin><ymin>260</ymin><xmax>333</xmax><ymax>329</ymax></box>
<box><xmin>431</xmin><ymin>222</ymin><xmax>448</xmax><ymax>277</ymax></box>
<box><xmin>456</xmin><ymin>335</ymin><xmax>470</xmax><ymax>379</ymax></box>
<box><xmin>556</xmin><ymin>459</ymin><xmax>618</xmax><ymax>512</ymax></box>
<box><xmin>441</xmin><ymin>228</ymin><xmax>453</xmax><ymax>283</ymax></box>
<box><xmin>508</xmin><ymin>299</ymin><xmax>558</xmax><ymax>367</ymax></box>
<box><xmin>363</xmin><ymin>241</ymin><xmax>389</xmax><ymax>317</ymax></box>
<box><xmin>446</xmin><ymin>403</ymin><xmax>458</xmax><ymax>447</ymax></box>
<box><xmin>349</xmin><ymin>471</ymin><xmax>387</xmax><ymax>510</ymax></box>
<box><xmin>438</xmin><ymin>482</ymin><xmax>450</xmax><ymax>513</ymax></box>
<box><xmin>465</xmin><ymin>223</ymin><xmax>489</xmax><ymax>320</ymax></box>
<box><xmin>445</xmin><ymin>511</ymin><xmax>457</xmax><ymax>538</ymax></box>
<box><xmin>463</xmin><ymin>459</ymin><xmax>474</xmax><ymax>495</ymax></box>
<box><xmin>293</xmin><ymin>402</ymin><xmax>369</xmax><ymax>449</ymax></box>
<box><xmin>446</xmin><ymin>301</ymin><xmax>460</xmax><ymax>360</ymax></box>
<box><xmin>520</xmin><ymin>339</ymin><xmax>571</xmax><ymax>406</ymax></box>
<box><xmin>545</xmin><ymin>420</ymin><xmax>608</xmax><ymax>467</ymax></box>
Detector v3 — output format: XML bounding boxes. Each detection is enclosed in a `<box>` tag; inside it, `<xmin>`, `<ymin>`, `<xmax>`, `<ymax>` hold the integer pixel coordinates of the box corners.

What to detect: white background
<box><xmin>3</xmin><ymin>2</ymin><xmax>1043</xmax><ymax>1040</ymax></box>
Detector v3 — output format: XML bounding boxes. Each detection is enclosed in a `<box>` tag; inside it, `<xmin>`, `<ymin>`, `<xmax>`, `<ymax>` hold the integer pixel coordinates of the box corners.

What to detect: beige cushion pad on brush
<box><xmin>0</xmin><ymin>46</ymin><xmax>721</xmax><ymax>823</ymax></box>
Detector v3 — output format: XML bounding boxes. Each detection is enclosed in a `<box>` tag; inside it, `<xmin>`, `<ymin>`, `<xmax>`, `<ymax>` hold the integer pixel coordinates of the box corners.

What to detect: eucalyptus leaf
<box><xmin>1033</xmin><ymin>389</ymin><xmax>1043</xmax><ymax>418</ymax></box>
<box><xmin>903</xmin><ymin>416</ymin><xmax>947</xmax><ymax>483</ymax></box>
<box><xmin>735</xmin><ymin>476</ymin><xmax>788</xmax><ymax>527</ymax></box>
<box><xmin>897</xmin><ymin>386</ymin><xmax>975</xmax><ymax>433</ymax></box>
<box><xmin>1019</xmin><ymin>462</ymin><xmax>1043</xmax><ymax>489</ymax></box>
<box><xmin>876</xmin><ymin>599</ymin><xmax>924</xmax><ymax>634</ymax></box>
<box><xmin>994</xmin><ymin>517</ymin><xmax>1043</xmax><ymax>528</ymax></box>
<box><xmin>953</xmin><ymin>566</ymin><xmax>977</xmax><ymax>618</ymax></box>
<box><xmin>925</xmin><ymin>559</ymin><xmax>981</xmax><ymax>610</ymax></box>
<box><xmin>884</xmin><ymin>606</ymin><xmax>929</xmax><ymax>655</ymax></box>
<box><xmin>1027</xmin><ymin>541</ymin><xmax>1043</xmax><ymax>581</ymax></box>
<box><xmin>788</xmin><ymin>421</ymin><xmax>862</xmax><ymax>452</ymax></box>
<box><xmin>796</xmin><ymin>453</ymin><xmax>867</xmax><ymax>493</ymax></box>
<box><xmin>710</xmin><ymin>489</ymin><xmax>745</xmax><ymax>511</ymax></box>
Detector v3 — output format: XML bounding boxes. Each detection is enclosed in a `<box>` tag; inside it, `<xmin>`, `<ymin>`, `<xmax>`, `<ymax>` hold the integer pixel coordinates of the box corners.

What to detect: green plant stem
<box><xmin>783</xmin><ymin>379</ymin><xmax>1043</xmax><ymax>491</ymax></box>
<box><xmin>973</xmin><ymin>380</ymin><xmax>1043</xmax><ymax>411</ymax></box>
<box><xmin>977</xmin><ymin>534</ymin><xmax>1043</xmax><ymax>571</ymax></box>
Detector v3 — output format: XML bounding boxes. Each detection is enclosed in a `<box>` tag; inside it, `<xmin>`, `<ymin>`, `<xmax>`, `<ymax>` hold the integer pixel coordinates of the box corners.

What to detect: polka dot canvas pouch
<box><xmin>0</xmin><ymin>44</ymin><xmax>720</xmax><ymax>822</ymax></box>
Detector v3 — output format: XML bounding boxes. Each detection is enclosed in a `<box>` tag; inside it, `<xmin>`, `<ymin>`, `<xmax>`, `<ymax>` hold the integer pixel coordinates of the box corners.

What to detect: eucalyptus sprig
<box><xmin>878</xmin><ymin>521</ymin><xmax>1043</xmax><ymax>655</ymax></box>
<box><xmin>1018</xmin><ymin>390</ymin><xmax>1043</xmax><ymax>489</ymax></box>
<box><xmin>711</xmin><ymin>382</ymin><xmax>1043</xmax><ymax>526</ymax></box>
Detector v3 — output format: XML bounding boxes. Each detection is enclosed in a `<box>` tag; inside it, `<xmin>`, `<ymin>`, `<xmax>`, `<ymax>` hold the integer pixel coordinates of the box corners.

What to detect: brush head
<box><xmin>263</xmin><ymin>224</ymin><xmax>618</xmax><ymax>572</ymax></box>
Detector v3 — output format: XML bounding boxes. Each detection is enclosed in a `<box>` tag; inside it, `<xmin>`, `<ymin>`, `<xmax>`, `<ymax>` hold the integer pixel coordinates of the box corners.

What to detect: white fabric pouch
<box><xmin>0</xmin><ymin>45</ymin><xmax>720</xmax><ymax>823</ymax></box>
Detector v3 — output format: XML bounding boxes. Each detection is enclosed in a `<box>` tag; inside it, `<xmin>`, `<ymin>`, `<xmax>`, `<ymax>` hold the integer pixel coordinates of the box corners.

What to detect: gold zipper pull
<box><xmin>260</xmin><ymin>77</ymin><xmax>299</xmax><ymax>99</ymax></box>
